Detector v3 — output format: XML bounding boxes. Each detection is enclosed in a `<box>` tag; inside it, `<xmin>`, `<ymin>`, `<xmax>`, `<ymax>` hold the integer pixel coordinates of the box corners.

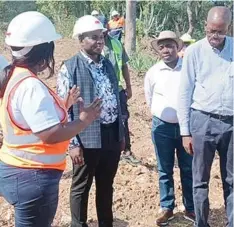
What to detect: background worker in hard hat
<box><xmin>57</xmin><ymin>15</ymin><xmax>125</xmax><ymax>227</ymax></box>
<box><xmin>108</xmin><ymin>10</ymin><xmax>125</xmax><ymax>41</ymax></box>
<box><xmin>0</xmin><ymin>11</ymin><xmax>101</xmax><ymax>227</ymax></box>
<box><xmin>97</xmin><ymin>15</ymin><xmax>140</xmax><ymax>165</ymax></box>
<box><xmin>91</xmin><ymin>9</ymin><xmax>99</xmax><ymax>17</ymax></box>
<box><xmin>178</xmin><ymin>33</ymin><xmax>196</xmax><ymax>58</ymax></box>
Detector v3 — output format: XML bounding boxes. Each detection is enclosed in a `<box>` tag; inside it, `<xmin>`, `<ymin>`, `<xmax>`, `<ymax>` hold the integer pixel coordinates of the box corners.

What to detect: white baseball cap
<box><xmin>111</xmin><ymin>10</ymin><xmax>119</xmax><ymax>17</ymax></box>
<box><xmin>91</xmin><ymin>10</ymin><xmax>99</xmax><ymax>16</ymax></box>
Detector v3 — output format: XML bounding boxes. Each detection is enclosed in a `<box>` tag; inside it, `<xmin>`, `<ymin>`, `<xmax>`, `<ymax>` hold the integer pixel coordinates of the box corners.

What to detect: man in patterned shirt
<box><xmin>57</xmin><ymin>15</ymin><xmax>124</xmax><ymax>227</ymax></box>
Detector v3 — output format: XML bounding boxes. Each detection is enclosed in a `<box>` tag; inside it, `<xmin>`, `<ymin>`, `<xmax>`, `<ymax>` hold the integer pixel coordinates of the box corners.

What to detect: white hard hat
<box><xmin>180</xmin><ymin>33</ymin><xmax>196</xmax><ymax>43</ymax></box>
<box><xmin>91</xmin><ymin>10</ymin><xmax>99</xmax><ymax>16</ymax></box>
<box><xmin>111</xmin><ymin>10</ymin><xmax>119</xmax><ymax>17</ymax></box>
<box><xmin>5</xmin><ymin>11</ymin><xmax>61</xmax><ymax>49</ymax></box>
<box><xmin>72</xmin><ymin>15</ymin><xmax>107</xmax><ymax>39</ymax></box>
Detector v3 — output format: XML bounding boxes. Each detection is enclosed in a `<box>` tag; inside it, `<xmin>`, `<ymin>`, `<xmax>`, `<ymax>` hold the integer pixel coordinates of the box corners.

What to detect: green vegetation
<box><xmin>0</xmin><ymin>1</ymin><xmax>232</xmax><ymax>39</ymax></box>
<box><xmin>129</xmin><ymin>47</ymin><xmax>158</xmax><ymax>77</ymax></box>
<box><xmin>0</xmin><ymin>0</ymin><xmax>232</xmax><ymax>73</ymax></box>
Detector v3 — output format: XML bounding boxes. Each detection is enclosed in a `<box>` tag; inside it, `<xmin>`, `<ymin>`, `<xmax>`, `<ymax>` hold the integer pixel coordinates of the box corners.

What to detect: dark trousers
<box><xmin>119</xmin><ymin>89</ymin><xmax>131</xmax><ymax>151</ymax></box>
<box><xmin>70</xmin><ymin>122</ymin><xmax>121</xmax><ymax>227</ymax></box>
<box><xmin>190</xmin><ymin>109</ymin><xmax>233</xmax><ymax>227</ymax></box>
<box><xmin>0</xmin><ymin>162</ymin><xmax>62</xmax><ymax>227</ymax></box>
<box><xmin>151</xmin><ymin>116</ymin><xmax>194</xmax><ymax>211</ymax></box>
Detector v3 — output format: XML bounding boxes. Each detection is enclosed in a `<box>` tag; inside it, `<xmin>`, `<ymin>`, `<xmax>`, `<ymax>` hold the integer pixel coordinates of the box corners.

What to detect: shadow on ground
<box><xmin>53</xmin><ymin>218</ymin><xmax>129</xmax><ymax>227</ymax></box>
<box><xmin>88</xmin><ymin>219</ymin><xmax>129</xmax><ymax>227</ymax></box>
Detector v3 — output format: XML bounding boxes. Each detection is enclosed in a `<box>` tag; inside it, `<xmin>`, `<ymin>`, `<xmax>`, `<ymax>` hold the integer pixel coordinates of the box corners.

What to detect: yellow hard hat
<box><xmin>180</xmin><ymin>33</ymin><xmax>196</xmax><ymax>43</ymax></box>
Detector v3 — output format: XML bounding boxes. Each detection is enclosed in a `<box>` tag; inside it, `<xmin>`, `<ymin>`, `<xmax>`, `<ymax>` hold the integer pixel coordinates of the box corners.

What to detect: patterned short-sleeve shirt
<box><xmin>88</xmin><ymin>55</ymin><xmax>118</xmax><ymax>124</ymax></box>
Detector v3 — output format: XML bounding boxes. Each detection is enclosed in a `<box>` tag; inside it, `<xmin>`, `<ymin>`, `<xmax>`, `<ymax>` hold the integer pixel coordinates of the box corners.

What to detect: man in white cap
<box><xmin>178</xmin><ymin>33</ymin><xmax>196</xmax><ymax>58</ymax></box>
<box><xmin>108</xmin><ymin>10</ymin><xmax>125</xmax><ymax>41</ymax></box>
<box><xmin>91</xmin><ymin>10</ymin><xmax>99</xmax><ymax>17</ymax></box>
<box><xmin>144</xmin><ymin>30</ymin><xmax>195</xmax><ymax>226</ymax></box>
<box><xmin>57</xmin><ymin>15</ymin><xmax>125</xmax><ymax>227</ymax></box>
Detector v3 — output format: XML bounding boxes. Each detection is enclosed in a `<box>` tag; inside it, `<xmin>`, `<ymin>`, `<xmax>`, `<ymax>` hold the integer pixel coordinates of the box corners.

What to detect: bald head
<box><xmin>205</xmin><ymin>6</ymin><xmax>232</xmax><ymax>49</ymax></box>
<box><xmin>207</xmin><ymin>6</ymin><xmax>232</xmax><ymax>26</ymax></box>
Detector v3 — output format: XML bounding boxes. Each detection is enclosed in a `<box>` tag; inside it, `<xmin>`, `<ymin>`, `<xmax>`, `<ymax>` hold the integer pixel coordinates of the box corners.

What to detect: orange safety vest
<box><xmin>108</xmin><ymin>17</ymin><xmax>125</xmax><ymax>30</ymax></box>
<box><xmin>0</xmin><ymin>67</ymin><xmax>69</xmax><ymax>170</ymax></box>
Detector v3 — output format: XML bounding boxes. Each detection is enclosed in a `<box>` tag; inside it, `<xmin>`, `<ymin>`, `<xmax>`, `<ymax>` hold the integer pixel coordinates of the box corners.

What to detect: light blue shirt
<box><xmin>177</xmin><ymin>36</ymin><xmax>233</xmax><ymax>135</ymax></box>
<box><xmin>0</xmin><ymin>55</ymin><xmax>8</xmax><ymax>71</ymax></box>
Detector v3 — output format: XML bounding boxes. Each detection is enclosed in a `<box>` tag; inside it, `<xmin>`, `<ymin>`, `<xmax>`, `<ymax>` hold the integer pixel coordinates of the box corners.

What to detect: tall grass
<box><xmin>129</xmin><ymin>49</ymin><xmax>158</xmax><ymax>77</ymax></box>
<box><xmin>54</xmin><ymin>16</ymin><xmax>77</xmax><ymax>38</ymax></box>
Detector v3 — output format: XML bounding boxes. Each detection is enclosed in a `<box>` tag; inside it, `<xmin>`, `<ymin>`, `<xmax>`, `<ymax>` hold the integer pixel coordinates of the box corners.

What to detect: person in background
<box><xmin>177</xmin><ymin>6</ymin><xmax>233</xmax><ymax>227</ymax></box>
<box><xmin>97</xmin><ymin>15</ymin><xmax>140</xmax><ymax>165</ymax></box>
<box><xmin>178</xmin><ymin>33</ymin><xmax>196</xmax><ymax>58</ymax></box>
<box><xmin>0</xmin><ymin>11</ymin><xmax>101</xmax><ymax>227</ymax></box>
<box><xmin>57</xmin><ymin>15</ymin><xmax>125</xmax><ymax>227</ymax></box>
<box><xmin>91</xmin><ymin>10</ymin><xmax>99</xmax><ymax>17</ymax></box>
<box><xmin>144</xmin><ymin>31</ymin><xmax>195</xmax><ymax>226</ymax></box>
<box><xmin>108</xmin><ymin>10</ymin><xmax>125</xmax><ymax>41</ymax></box>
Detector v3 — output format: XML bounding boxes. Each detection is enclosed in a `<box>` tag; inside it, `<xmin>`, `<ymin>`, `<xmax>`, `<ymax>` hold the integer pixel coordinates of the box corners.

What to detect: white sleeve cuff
<box><xmin>180</xmin><ymin>126</ymin><xmax>190</xmax><ymax>136</ymax></box>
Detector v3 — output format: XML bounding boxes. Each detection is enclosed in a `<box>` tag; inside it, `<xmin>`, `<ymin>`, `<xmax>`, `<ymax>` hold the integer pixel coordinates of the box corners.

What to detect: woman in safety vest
<box><xmin>0</xmin><ymin>11</ymin><xmax>101</xmax><ymax>227</ymax></box>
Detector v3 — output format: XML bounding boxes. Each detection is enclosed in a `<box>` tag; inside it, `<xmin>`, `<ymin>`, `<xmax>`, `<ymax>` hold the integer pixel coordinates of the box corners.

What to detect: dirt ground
<box><xmin>0</xmin><ymin>39</ymin><xmax>227</xmax><ymax>227</ymax></box>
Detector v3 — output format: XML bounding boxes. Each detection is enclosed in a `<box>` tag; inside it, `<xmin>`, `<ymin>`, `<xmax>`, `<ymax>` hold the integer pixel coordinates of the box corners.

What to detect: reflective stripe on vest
<box><xmin>4</xmin><ymin>132</ymin><xmax>40</xmax><ymax>145</ymax></box>
<box><xmin>110</xmin><ymin>37</ymin><xmax>124</xmax><ymax>88</ymax></box>
<box><xmin>2</xmin><ymin>149</ymin><xmax>66</xmax><ymax>164</ymax></box>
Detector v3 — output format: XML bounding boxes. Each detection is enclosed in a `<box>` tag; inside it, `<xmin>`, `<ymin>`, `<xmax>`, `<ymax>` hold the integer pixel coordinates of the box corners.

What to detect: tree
<box><xmin>124</xmin><ymin>0</ymin><xmax>136</xmax><ymax>56</ymax></box>
<box><xmin>186</xmin><ymin>1</ymin><xmax>202</xmax><ymax>36</ymax></box>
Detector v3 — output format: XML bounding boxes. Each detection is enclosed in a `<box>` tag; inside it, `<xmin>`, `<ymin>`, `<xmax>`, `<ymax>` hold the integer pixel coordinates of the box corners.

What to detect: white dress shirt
<box><xmin>144</xmin><ymin>58</ymin><xmax>182</xmax><ymax>123</ymax></box>
<box><xmin>177</xmin><ymin>36</ymin><xmax>233</xmax><ymax>135</ymax></box>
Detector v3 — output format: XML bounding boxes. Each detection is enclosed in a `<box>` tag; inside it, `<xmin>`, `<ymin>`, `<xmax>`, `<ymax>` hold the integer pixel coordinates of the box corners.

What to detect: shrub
<box><xmin>129</xmin><ymin>50</ymin><xmax>157</xmax><ymax>77</ymax></box>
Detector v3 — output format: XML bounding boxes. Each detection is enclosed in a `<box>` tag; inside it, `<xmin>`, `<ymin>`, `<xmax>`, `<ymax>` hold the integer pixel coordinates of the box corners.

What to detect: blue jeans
<box><xmin>0</xmin><ymin>161</ymin><xmax>62</xmax><ymax>227</ymax></box>
<box><xmin>151</xmin><ymin>116</ymin><xmax>194</xmax><ymax>212</ymax></box>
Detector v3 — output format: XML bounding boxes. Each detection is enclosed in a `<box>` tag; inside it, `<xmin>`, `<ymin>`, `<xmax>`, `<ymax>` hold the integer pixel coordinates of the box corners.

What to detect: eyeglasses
<box><xmin>206</xmin><ymin>29</ymin><xmax>226</xmax><ymax>38</ymax></box>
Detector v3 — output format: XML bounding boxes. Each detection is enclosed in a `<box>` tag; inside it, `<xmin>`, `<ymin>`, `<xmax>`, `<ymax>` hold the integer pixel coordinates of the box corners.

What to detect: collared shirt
<box><xmin>144</xmin><ymin>58</ymin><xmax>183</xmax><ymax>123</ymax></box>
<box><xmin>80</xmin><ymin>51</ymin><xmax>118</xmax><ymax>124</ymax></box>
<box><xmin>177</xmin><ymin>36</ymin><xmax>234</xmax><ymax>135</ymax></box>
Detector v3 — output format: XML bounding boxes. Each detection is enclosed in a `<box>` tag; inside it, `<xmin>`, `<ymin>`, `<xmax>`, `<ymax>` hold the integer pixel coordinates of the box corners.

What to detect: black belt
<box><xmin>192</xmin><ymin>109</ymin><xmax>233</xmax><ymax>120</ymax></box>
